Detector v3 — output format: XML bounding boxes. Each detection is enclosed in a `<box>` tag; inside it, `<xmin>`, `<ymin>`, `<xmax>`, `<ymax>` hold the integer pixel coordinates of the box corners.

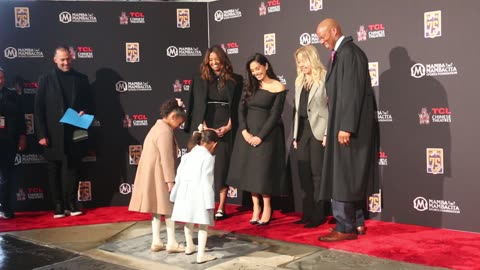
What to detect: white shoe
<box><xmin>185</xmin><ymin>245</ymin><xmax>197</xmax><ymax>255</ymax></box>
<box><xmin>150</xmin><ymin>244</ymin><xmax>165</xmax><ymax>252</ymax></box>
<box><xmin>166</xmin><ymin>243</ymin><xmax>186</xmax><ymax>253</ymax></box>
<box><xmin>53</xmin><ymin>213</ymin><xmax>66</xmax><ymax>219</ymax></box>
<box><xmin>197</xmin><ymin>254</ymin><xmax>217</xmax><ymax>264</ymax></box>
<box><xmin>70</xmin><ymin>210</ymin><xmax>83</xmax><ymax>216</ymax></box>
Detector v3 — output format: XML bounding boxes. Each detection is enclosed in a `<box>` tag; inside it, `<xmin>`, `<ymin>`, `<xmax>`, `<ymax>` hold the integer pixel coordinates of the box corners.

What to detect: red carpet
<box><xmin>212</xmin><ymin>205</ymin><xmax>480</xmax><ymax>270</ymax></box>
<box><xmin>0</xmin><ymin>206</ymin><xmax>151</xmax><ymax>232</ymax></box>
<box><xmin>2</xmin><ymin>205</ymin><xmax>479</xmax><ymax>270</ymax></box>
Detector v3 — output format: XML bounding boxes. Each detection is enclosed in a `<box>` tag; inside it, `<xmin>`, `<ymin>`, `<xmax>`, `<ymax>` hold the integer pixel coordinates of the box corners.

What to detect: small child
<box><xmin>170</xmin><ymin>129</ymin><xmax>219</xmax><ymax>264</ymax></box>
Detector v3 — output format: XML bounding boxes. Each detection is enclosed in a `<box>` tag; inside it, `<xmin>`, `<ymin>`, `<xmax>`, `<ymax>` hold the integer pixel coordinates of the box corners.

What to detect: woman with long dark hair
<box><xmin>227</xmin><ymin>53</ymin><xmax>288</xmax><ymax>225</ymax></box>
<box><xmin>184</xmin><ymin>45</ymin><xmax>243</xmax><ymax>220</ymax></box>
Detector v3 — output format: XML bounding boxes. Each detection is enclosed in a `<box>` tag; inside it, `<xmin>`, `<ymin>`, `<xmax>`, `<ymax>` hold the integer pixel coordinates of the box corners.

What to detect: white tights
<box><xmin>151</xmin><ymin>214</ymin><xmax>178</xmax><ymax>247</ymax></box>
<box><xmin>184</xmin><ymin>223</ymin><xmax>209</xmax><ymax>259</ymax></box>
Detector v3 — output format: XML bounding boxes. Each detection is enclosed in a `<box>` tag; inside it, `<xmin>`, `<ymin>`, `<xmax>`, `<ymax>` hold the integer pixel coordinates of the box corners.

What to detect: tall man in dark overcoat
<box><xmin>35</xmin><ymin>46</ymin><xmax>92</xmax><ymax>218</ymax></box>
<box><xmin>315</xmin><ymin>19</ymin><xmax>379</xmax><ymax>242</ymax></box>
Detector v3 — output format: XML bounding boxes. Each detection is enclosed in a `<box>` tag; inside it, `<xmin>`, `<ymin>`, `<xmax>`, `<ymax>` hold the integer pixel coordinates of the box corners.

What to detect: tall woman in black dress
<box><xmin>227</xmin><ymin>53</ymin><xmax>288</xmax><ymax>225</ymax></box>
<box><xmin>185</xmin><ymin>45</ymin><xmax>243</xmax><ymax>220</ymax></box>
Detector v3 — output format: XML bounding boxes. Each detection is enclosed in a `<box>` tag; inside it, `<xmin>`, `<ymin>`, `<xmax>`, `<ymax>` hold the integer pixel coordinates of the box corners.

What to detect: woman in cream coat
<box><xmin>128</xmin><ymin>99</ymin><xmax>186</xmax><ymax>253</ymax></box>
<box><xmin>292</xmin><ymin>45</ymin><xmax>329</xmax><ymax>228</ymax></box>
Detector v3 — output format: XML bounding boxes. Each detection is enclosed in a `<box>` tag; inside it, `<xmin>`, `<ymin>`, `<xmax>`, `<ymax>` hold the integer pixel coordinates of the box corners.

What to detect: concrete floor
<box><xmin>0</xmin><ymin>221</ymin><xmax>449</xmax><ymax>270</ymax></box>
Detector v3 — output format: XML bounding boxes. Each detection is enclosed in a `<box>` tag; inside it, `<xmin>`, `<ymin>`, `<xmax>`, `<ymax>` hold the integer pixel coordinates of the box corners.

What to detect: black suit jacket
<box><xmin>185</xmin><ymin>73</ymin><xmax>243</xmax><ymax>137</ymax></box>
<box><xmin>0</xmin><ymin>87</ymin><xmax>25</xmax><ymax>148</ymax></box>
<box><xmin>34</xmin><ymin>68</ymin><xmax>92</xmax><ymax>160</ymax></box>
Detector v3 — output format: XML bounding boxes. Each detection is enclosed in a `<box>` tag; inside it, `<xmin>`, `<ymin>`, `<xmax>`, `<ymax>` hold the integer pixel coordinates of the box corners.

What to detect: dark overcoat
<box><xmin>317</xmin><ymin>36</ymin><xmax>379</xmax><ymax>202</ymax></box>
<box><xmin>34</xmin><ymin>69</ymin><xmax>92</xmax><ymax>160</ymax></box>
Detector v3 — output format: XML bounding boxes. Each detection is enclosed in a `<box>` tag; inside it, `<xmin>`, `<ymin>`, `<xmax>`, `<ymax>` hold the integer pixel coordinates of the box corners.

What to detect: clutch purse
<box><xmin>73</xmin><ymin>129</ymin><xmax>88</xmax><ymax>142</ymax></box>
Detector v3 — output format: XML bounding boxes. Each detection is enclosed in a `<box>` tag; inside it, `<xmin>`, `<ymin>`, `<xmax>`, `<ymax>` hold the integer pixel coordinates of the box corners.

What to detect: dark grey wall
<box><xmin>209</xmin><ymin>0</ymin><xmax>479</xmax><ymax>232</ymax></box>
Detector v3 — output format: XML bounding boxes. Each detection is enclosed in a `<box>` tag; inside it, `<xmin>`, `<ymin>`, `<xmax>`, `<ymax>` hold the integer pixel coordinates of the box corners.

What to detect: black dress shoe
<box><xmin>356</xmin><ymin>226</ymin><xmax>367</xmax><ymax>235</ymax></box>
<box><xmin>304</xmin><ymin>218</ymin><xmax>326</xmax><ymax>228</ymax></box>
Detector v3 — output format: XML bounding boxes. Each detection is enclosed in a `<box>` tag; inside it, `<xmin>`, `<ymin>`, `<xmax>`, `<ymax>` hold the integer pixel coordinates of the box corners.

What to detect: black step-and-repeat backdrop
<box><xmin>0</xmin><ymin>1</ymin><xmax>207</xmax><ymax>211</ymax></box>
<box><xmin>209</xmin><ymin>0</ymin><xmax>479</xmax><ymax>232</ymax></box>
<box><xmin>2</xmin><ymin>0</ymin><xmax>479</xmax><ymax>233</ymax></box>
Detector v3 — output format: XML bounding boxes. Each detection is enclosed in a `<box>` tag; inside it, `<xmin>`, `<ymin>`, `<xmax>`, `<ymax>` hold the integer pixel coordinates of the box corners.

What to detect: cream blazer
<box><xmin>293</xmin><ymin>80</ymin><xmax>328</xmax><ymax>141</ymax></box>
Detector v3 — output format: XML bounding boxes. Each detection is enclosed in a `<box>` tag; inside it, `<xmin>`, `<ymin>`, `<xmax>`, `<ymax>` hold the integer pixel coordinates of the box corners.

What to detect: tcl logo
<box><xmin>379</xmin><ymin>152</ymin><xmax>387</xmax><ymax>158</ymax></box>
<box><xmin>129</xmin><ymin>12</ymin><xmax>144</xmax><ymax>18</ymax></box>
<box><xmin>227</xmin><ymin>42</ymin><xmax>239</xmax><ymax>48</ymax></box>
<box><xmin>77</xmin><ymin>46</ymin><xmax>93</xmax><ymax>52</ymax></box>
<box><xmin>368</xmin><ymin>24</ymin><xmax>385</xmax><ymax>31</ymax></box>
<box><xmin>431</xmin><ymin>108</ymin><xmax>451</xmax><ymax>115</ymax></box>
<box><xmin>268</xmin><ymin>0</ymin><xmax>280</xmax><ymax>6</ymax></box>
<box><xmin>28</xmin><ymin>187</ymin><xmax>43</xmax><ymax>193</ymax></box>
<box><xmin>24</xmin><ymin>82</ymin><xmax>38</xmax><ymax>88</ymax></box>
<box><xmin>183</xmin><ymin>80</ymin><xmax>192</xmax><ymax>85</ymax></box>
<box><xmin>132</xmin><ymin>114</ymin><xmax>147</xmax><ymax>120</ymax></box>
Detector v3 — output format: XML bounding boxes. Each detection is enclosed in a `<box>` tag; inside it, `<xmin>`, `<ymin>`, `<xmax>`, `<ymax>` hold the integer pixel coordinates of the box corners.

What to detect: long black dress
<box><xmin>205</xmin><ymin>79</ymin><xmax>231</xmax><ymax>192</ymax></box>
<box><xmin>227</xmin><ymin>89</ymin><xmax>288</xmax><ymax>195</ymax></box>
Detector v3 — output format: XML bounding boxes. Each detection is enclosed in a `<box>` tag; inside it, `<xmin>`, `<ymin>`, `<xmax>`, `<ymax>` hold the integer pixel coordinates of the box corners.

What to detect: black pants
<box><xmin>296</xmin><ymin>118</ymin><xmax>326</xmax><ymax>223</ymax></box>
<box><xmin>0</xmin><ymin>139</ymin><xmax>15</xmax><ymax>212</ymax></box>
<box><xmin>332</xmin><ymin>199</ymin><xmax>366</xmax><ymax>233</ymax></box>
<box><xmin>47</xmin><ymin>156</ymin><xmax>81</xmax><ymax>210</ymax></box>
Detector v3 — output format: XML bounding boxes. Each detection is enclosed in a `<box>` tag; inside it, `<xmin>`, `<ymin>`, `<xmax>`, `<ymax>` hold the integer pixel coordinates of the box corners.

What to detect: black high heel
<box><xmin>249</xmin><ymin>220</ymin><xmax>259</xmax><ymax>225</ymax></box>
<box><xmin>256</xmin><ymin>220</ymin><xmax>270</xmax><ymax>226</ymax></box>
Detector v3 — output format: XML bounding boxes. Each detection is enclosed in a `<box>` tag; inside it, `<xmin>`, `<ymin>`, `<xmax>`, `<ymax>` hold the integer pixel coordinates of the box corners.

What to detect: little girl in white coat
<box><xmin>170</xmin><ymin>129</ymin><xmax>219</xmax><ymax>264</ymax></box>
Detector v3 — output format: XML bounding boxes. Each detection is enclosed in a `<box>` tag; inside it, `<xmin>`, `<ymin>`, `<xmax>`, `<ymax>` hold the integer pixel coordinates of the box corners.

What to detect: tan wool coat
<box><xmin>128</xmin><ymin>120</ymin><xmax>178</xmax><ymax>215</ymax></box>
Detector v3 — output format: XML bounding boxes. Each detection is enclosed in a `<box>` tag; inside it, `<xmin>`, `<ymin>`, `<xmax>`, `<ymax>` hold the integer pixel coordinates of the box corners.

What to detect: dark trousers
<box><xmin>0</xmin><ymin>139</ymin><xmax>15</xmax><ymax>212</ymax></box>
<box><xmin>332</xmin><ymin>199</ymin><xmax>366</xmax><ymax>233</ymax></box>
<box><xmin>296</xmin><ymin>118</ymin><xmax>326</xmax><ymax>223</ymax></box>
<box><xmin>47</xmin><ymin>156</ymin><xmax>81</xmax><ymax>210</ymax></box>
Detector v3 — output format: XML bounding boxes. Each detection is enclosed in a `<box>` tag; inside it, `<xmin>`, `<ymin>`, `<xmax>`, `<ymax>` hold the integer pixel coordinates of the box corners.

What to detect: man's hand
<box><xmin>38</xmin><ymin>138</ymin><xmax>49</xmax><ymax>146</ymax></box>
<box><xmin>293</xmin><ymin>140</ymin><xmax>298</xmax><ymax>149</ymax></box>
<box><xmin>338</xmin><ymin>131</ymin><xmax>350</xmax><ymax>146</ymax></box>
<box><xmin>78</xmin><ymin>110</ymin><xmax>85</xmax><ymax>116</ymax></box>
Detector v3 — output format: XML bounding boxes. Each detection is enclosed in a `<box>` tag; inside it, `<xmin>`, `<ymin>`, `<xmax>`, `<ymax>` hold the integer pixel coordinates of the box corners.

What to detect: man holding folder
<box><xmin>35</xmin><ymin>46</ymin><xmax>93</xmax><ymax>218</ymax></box>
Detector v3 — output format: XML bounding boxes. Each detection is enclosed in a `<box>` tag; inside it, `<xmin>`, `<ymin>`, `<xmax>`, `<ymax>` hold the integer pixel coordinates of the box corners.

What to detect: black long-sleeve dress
<box><xmin>227</xmin><ymin>89</ymin><xmax>288</xmax><ymax>195</ymax></box>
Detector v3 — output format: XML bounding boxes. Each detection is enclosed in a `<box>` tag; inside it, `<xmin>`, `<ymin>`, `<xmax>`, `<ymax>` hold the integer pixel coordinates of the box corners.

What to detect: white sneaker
<box><xmin>69</xmin><ymin>210</ymin><xmax>83</xmax><ymax>216</ymax></box>
<box><xmin>53</xmin><ymin>213</ymin><xmax>66</xmax><ymax>219</ymax></box>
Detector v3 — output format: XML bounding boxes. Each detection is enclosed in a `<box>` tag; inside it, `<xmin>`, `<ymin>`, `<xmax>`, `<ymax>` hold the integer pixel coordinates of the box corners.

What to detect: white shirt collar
<box><xmin>334</xmin><ymin>35</ymin><xmax>345</xmax><ymax>52</ymax></box>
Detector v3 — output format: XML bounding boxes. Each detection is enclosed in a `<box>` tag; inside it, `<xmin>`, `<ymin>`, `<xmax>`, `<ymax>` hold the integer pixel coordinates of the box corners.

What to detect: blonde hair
<box><xmin>294</xmin><ymin>45</ymin><xmax>327</xmax><ymax>90</ymax></box>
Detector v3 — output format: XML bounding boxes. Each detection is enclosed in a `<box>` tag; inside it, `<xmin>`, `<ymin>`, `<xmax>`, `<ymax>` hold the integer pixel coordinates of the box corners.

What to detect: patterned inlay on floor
<box><xmin>99</xmin><ymin>232</ymin><xmax>268</xmax><ymax>270</ymax></box>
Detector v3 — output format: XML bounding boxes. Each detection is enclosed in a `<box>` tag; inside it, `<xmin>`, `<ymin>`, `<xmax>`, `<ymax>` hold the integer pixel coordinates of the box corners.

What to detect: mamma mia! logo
<box><xmin>413</xmin><ymin>196</ymin><xmax>460</xmax><ymax>214</ymax></box>
<box><xmin>411</xmin><ymin>62</ymin><xmax>458</xmax><ymax>78</ymax></box>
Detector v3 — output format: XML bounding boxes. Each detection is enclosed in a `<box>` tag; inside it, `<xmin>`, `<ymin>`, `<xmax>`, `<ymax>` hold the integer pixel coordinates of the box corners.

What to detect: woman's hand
<box><xmin>249</xmin><ymin>136</ymin><xmax>262</xmax><ymax>147</ymax></box>
<box><xmin>216</xmin><ymin>125</ymin><xmax>231</xmax><ymax>137</ymax></box>
<box><xmin>322</xmin><ymin>135</ymin><xmax>327</xmax><ymax>147</ymax></box>
<box><xmin>242</xmin><ymin>129</ymin><xmax>253</xmax><ymax>142</ymax></box>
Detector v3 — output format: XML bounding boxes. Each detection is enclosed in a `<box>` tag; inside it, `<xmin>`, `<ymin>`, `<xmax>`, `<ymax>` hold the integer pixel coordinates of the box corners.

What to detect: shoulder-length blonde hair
<box><xmin>294</xmin><ymin>45</ymin><xmax>327</xmax><ymax>90</ymax></box>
